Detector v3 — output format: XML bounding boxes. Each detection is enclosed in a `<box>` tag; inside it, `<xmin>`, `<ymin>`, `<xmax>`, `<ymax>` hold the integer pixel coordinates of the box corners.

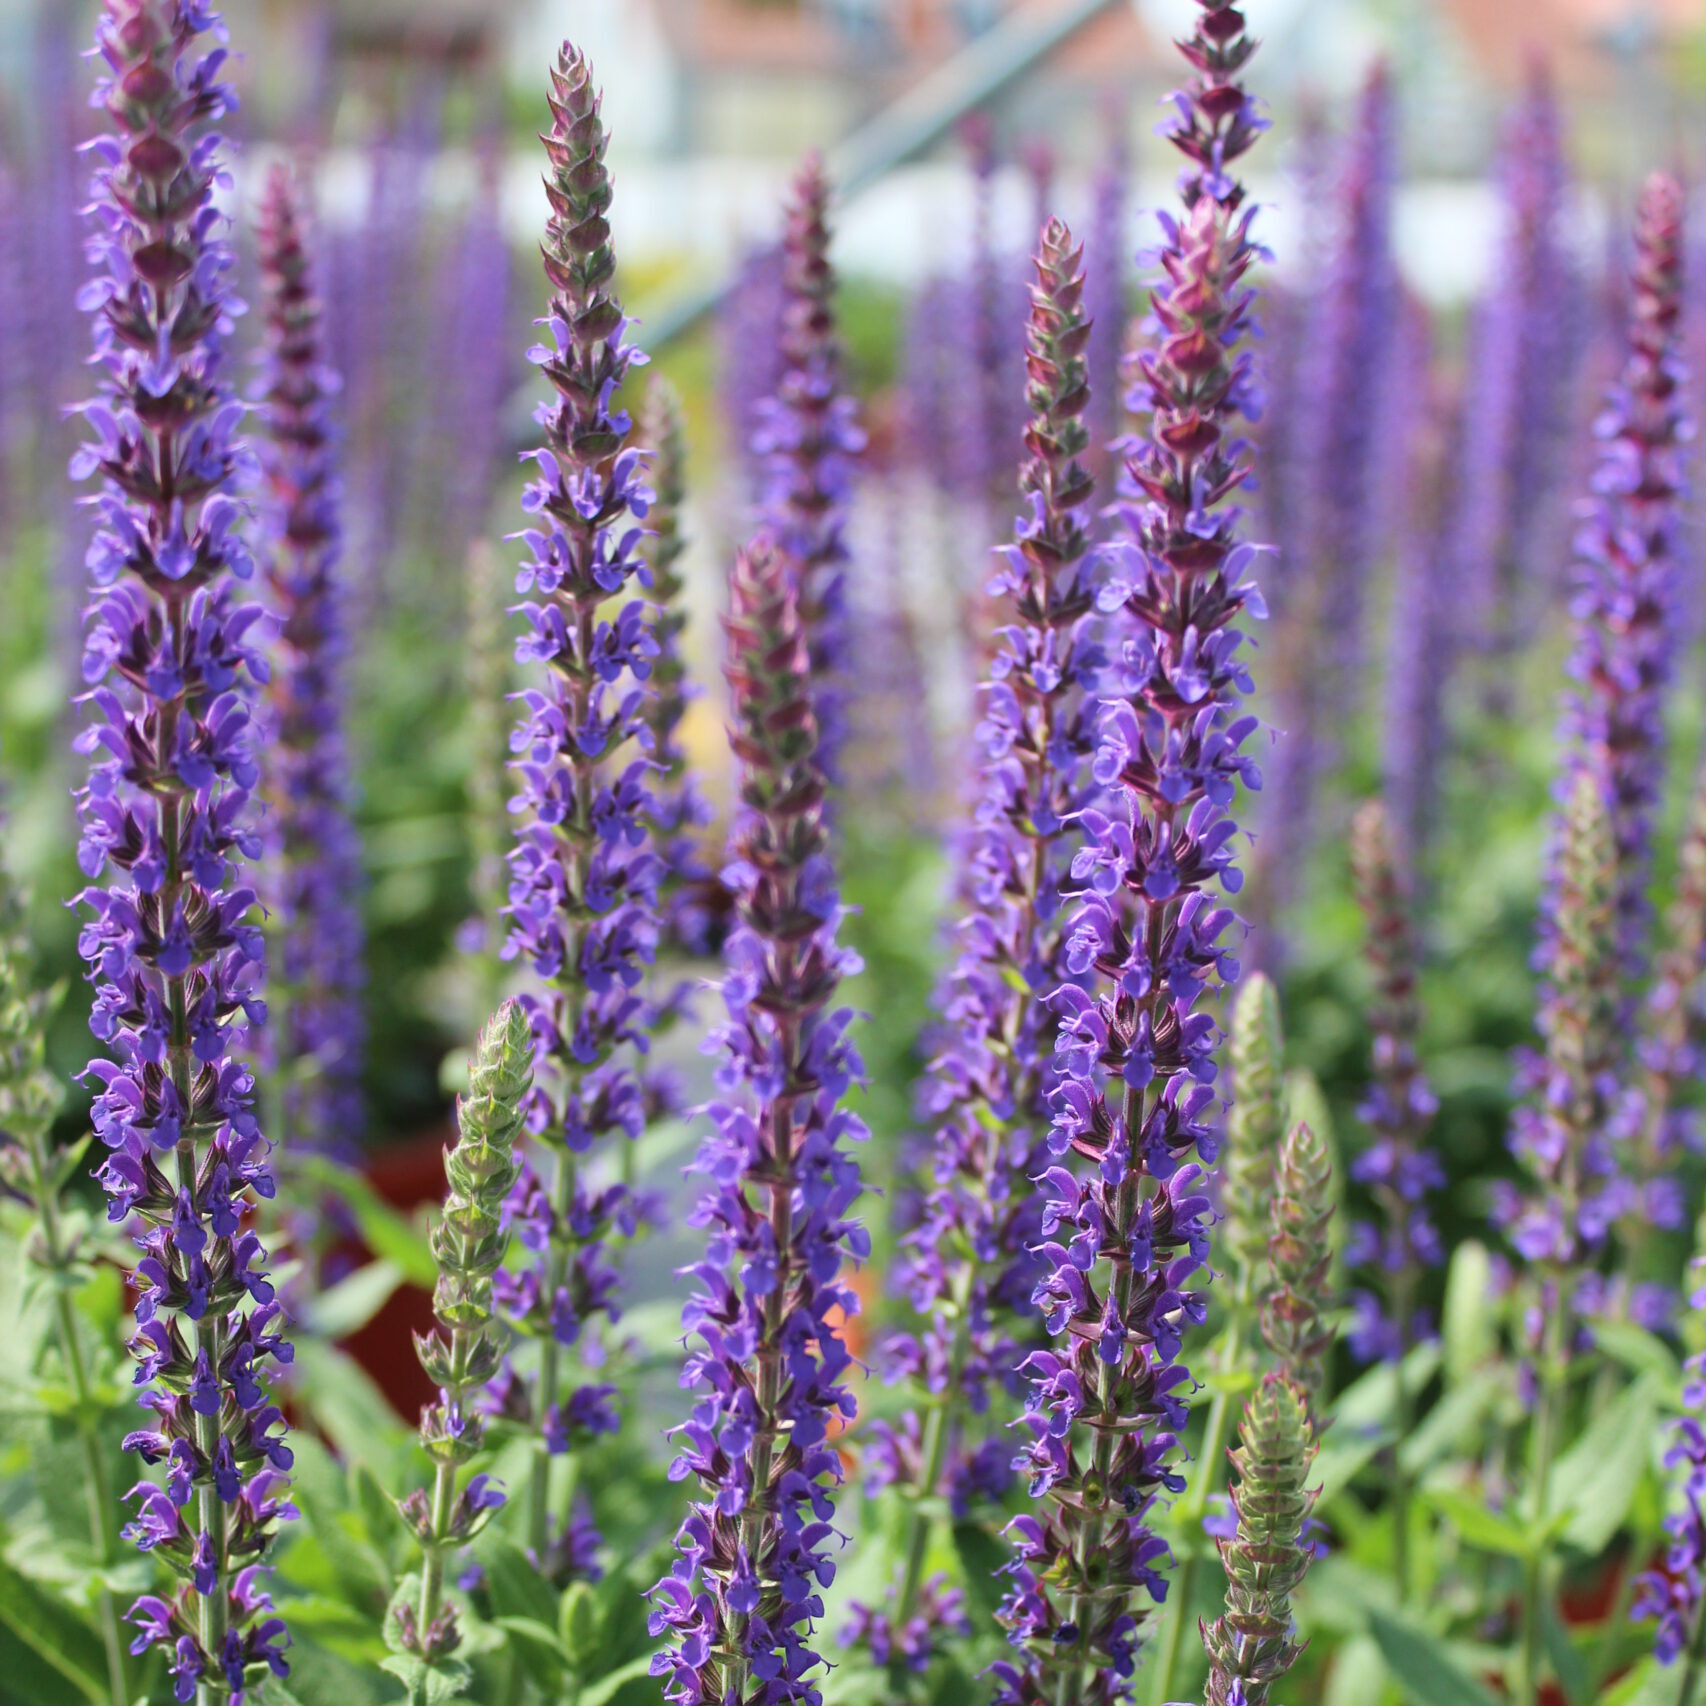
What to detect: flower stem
<box><xmin>1151</xmin><ymin>1288</ymin><xmax>1250</xmax><ymax>1706</ymax></box>
<box><xmin>22</xmin><ymin>1122</ymin><xmax>128</xmax><ymax>1706</ymax></box>
<box><xmin>1515</xmin><ymin>1308</ymin><xmax>1566</xmax><ymax>1706</ymax></box>
<box><xmin>893</xmin><ymin>1263</ymin><xmax>976</xmax><ymax>1636</ymax></box>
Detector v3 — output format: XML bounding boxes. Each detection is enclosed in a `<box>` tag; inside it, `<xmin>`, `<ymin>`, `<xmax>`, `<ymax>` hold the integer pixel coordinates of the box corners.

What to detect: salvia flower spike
<box><xmin>1633</xmin><ymin>1258</ymin><xmax>1706</xmax><ymax>1669</ymax></box>
<box><xmin>74</xmin><ymin>4</ymin><xmax>294</xmax><ymax>1698</ymax></box>
<box><xmin>992</xmin><ymin>5</ymin><xmax>1268</xmax><ymax>1702</ymax></box>
<box><xmin>1199</xmin><ymin>1374</ymin><xmax>1321</xmax><ymax>1706</ymax></box>
<box><xmin>496</xmin><ymin>41</ymin><xmax>662</xmax><ymax>1573</ymax></box>
<box><xmin>647</xmin><ymin>535</ymin><xmax>870</xmax><ymax>1706</ymax></box>
<box><xmin>254</xmin><ymin>164</ymin><xmax>364</xmax><ymax>1159</ymax></box>
<box><xmin>854</xmin><ymin>215</ymin><xmax>1102</xmax><ymax>1671</ymax></box>
<box><xmin>1637</xmin><ymin>761</ymin><xmax>1706</xmax><ymax>1172</ymax></box>
<box><xmin>1559</xmin><ymin>171</ymin><xmax>1688</xmax><ymax>998</ymax></box>
<box><xmin>395</xmin><ymin>1000</ymin><xmax>529</xmax><ymax>1664</ymax></box>
<box><xmin>755</xmin><ymin>155</ymin><xmax>863</xmax><ymax>787</ymax></box>
<box><xmin>1496</xmin><ymin>768</ymin><xmax>1620</xmax><ymax>1302</ymax></box>
<box><xmin>1347</xmin><ymin>800</ymin><xmax>1442</xmax><ymax>1365</ymax></box>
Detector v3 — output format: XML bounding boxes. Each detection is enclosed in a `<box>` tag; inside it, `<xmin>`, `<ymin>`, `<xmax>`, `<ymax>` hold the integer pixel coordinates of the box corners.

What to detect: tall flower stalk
<box><xmin>1347</xmin><ymin>800</ymin><xmax>1440</xmax><ymax>1598</ymax></box>
<box><xmin>1559</xmin><ymin>172</ymin><xmax>1688</xmax><ymax>994</ymax></box>
<box><xmin>1199</xmin><ymin>1373</ymin><xmax>1322</xmax><ymax>1706</ymax></box>
<box><xmin>856</xmin><ymin>216</ymin><xmax>1101</xmax><ymax>1672</ymax></box>
<box><xmin>993</xmin><ymin>7</ymin><xmax>1267</xmax><ymax>1703</ymax></box>
<box><xmin>1636</xmin><ymin>762</ymin><xmax>1706</xmax><ymax>1173</ymax></box>
<box><xmin>395</xmin><ymin>1001</ymin><xmax>528</xmax><ymax>1668</ymax></box>
<box><xmin>1346</xmin><ymin>801</ymin><xmax>1442</xmax><ymax>1367</ymax></box>
<box><xmin>1253</xmin><ymin>62</ymin><xmax>1397</xmax><ymax>947</ymax></box>
<box><xmin>756</xmin><ymin>157</ymin><xmax>862</xmax><ymax>787</ymax></box>
<box><xmin>1497</xmin><ymin>771</ymin><xmax>1619</xmax><ymax>1706</ymax></box>
<box><xmin>74</xmin><ymin>5</ymin><xmax>293</xmax><ymax>1699</ymax></box>
<box><xmin>1450</xmin><ymin>59</ymin><xmax>1574</xmax><ymax>672</ymax></box>
<box><xmin>647</xmin><ymin>536</ymin><xmax>869</xmax><ymax>1705</ymax></box>
<box><xmin>1158</xmin><ymin>973</ymin><xmax>1288</xmax><ymax>1699</ymax></box>
<box><xmin>0</xmin><ymin>854</ymin><xmax>129</xmax><ymax>1706</ymax></box>
<box><xmin>494</xmin><ymin>42</ymin><xmax>660</xmax><ymax>1578</ymax></box>
<box><xmin>254</xmin><ymin>164</ymin><xmax>364</xmax><ymax>1161</ymax></box>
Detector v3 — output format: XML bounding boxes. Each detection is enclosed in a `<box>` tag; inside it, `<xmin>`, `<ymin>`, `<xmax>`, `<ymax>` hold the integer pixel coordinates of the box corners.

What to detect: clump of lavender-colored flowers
<box><xmin>73</xmin><ymin>3</ymin><xmax>293</xmax><ymax>1697</ymax></box>
<box><xmin>492</xmin><ymin>41</ymin><xmax>660</xmax><ymax>1576</ymax></box>
<box><xmin>254</xmin><ymin>163</ymin><xmax>364</xmax><ymax>1158</ymax></box>
<box><xmin>991</xmin><ymin>5</ymin><xmax>1267</xmax><ymax>1700</ymax></box>
<box><xmin>647</xmin><ymin>534</ymin><xmax>869</xmax><ymax>1706</ymax></box>
<box><xmin>853</xmin><ymin>213</ymin><xmax>1102</xmax><ymax>1673</ymax></box>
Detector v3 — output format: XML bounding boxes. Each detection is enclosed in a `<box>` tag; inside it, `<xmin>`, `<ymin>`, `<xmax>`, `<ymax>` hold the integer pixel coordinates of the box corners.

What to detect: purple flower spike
<box><xmin>1347</xmin><ymin>801</ymin><xmax>1442</xmax><ymax>1365</ymax></box>
<box><xmin>1449</xmin><ymin>58</ymin><xmax>1576</xmax><ymax>668</ymax></box>
<box><xmin>854</xmin><ymin>217</ymin><xmax>1103</xmax><ymax>1673</ymax></box>
<box><xmin>1495</xmin><ymin>771</ymin><xmax>1617</xmax><ymax>1344</ymax></box>
<box><xmin>647</xmin><ymin>536</ymin><xmax>869</xmax><ymax>1706</ymax></box>
<box><xmin>255</xmin><ymin>166</ymin><xmax>365</xmax><ymax>1159</ymax></box>
<box><xmin>75</xmin><ymin>1</ymin><xmax>294</xmax><ymax>1692</ymax></box>
<box><xmin>497</xmin><ymin>43</ymin><xmax>661</xmax><ymax>1572</ymax></box>
<box><xmin>992</xmin><ymin>7</ymin><xmax>1267</xmax><ymax>1701</ymax></box>
<box><xmin>756</xmin><ymin>156</ymin><xmax>864</xmax><ymax>788</ymax></box>
<box><xmin>1254</xmin><ymin>61</ymin><xmax>1398</xmax><ymax>950</ymax></box>
<box><xmin>1636</xmin><ymin>764</ymin><xmax>1706</xmax><ymax>1171</ymax></box>
<box><xmin>1633</xmin><ymin>1260</ymin><xmax>1706</xmax><ymax>1666</ymax></box>
<box><xmin>1558</xmin><ymin>172</ymin><xmax>1689</xmax><ymax>994</ymax></box>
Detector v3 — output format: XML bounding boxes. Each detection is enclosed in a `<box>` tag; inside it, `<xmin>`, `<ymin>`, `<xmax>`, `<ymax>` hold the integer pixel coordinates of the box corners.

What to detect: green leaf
<box><xmin>474</xmin><ymin>1535</ymin><xmax>561</xmax><ymax>1628</ymax></box>
<box><xmin>577</xmin><ymin>1654</ymin><xmax>659</xmax><ymax>1706</ymax></box>
<box><xmin>0</xmin><ymin>1553</ymin><xmax>109</xmax><ymax>1702</ymax></box>
<box><xmin>1321</xmin><ymin>1633</ymin><xmax>1389</xmax><ymax>1706</ymax></box>
<box><xmin>303</xmin><ymin>1260</ymin><xmax>406</xmax><ymax>1339</ymax></box>
<box><xmin>950</xmin><ymin>1520</ymin><xmax>1007</xmax><ymax>1625</ymax></box>
<box><xmin>254</xmin><ymin>1682</ymin><xmax>312</xmax><ymax>1706</ymax></box>
<box><xmin>294</xmin><ymin>1154</ymin><xmax>439</xmax><ymax>1288</ymax></box>
<box><xmin>494</xmin><ymin>1614</ymin><xmax>572</xmax><ymax>1686</ymax></box>
<box><xmin>1549</xmin><ymin>1376</ymin><xmax>1658</xmax><ymax>1555</ymax></box>
<box><xmin>290</xmin><ymin>1338</ymin><xmax>409</xmax><ymax>1467</ymax></box>
<box><xmin>1418</xmin><ymin>1486</ymin><xmax>1533</xmax><ymax>1559</ymax></box>
<box><xmin>1400</xmin><ymin>1368</ymin><xmax>1505</xmax><ymax>1478</ymax></box>
<box><xmin>1366</xmin><ymin>1608</ymin><xmax>1501</xmax><ymax>1706</ymax></box>
<box><xmin>377</xmin><ymin>1653</ymin><xmax>473</xmax><ymax>1706</ymax></box>
<box><xmin>1442</xmin><ymin>1239</ymin><xmax>1497</xmax><ymax>1383</ymax></box>
<box><xmin>1592</xmin><ymin>1319</ymin><xmax>1682</xmax><ymax>1387</ymax></box>
<box><xmin>1602</xmin><ymin>1657</ymin><xmax>1682</xmax><ymax>1706</ymax></box>
<box><xmin>1540</xmin><ymin>1598</ymin><xmax>1590</xmax><ymax>1706</ymax></box>
<box><xmin>558</xmin><ymin>1581</ymin><xmax>601</xmax><ymax>1668</ymax></box>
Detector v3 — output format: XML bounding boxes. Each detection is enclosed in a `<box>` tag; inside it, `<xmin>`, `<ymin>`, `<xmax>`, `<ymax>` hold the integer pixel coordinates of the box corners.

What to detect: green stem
<box><xmin>892</xmin><ymin>1265</ymin><xmax>977</xmax><ymax>1639</ymax></box>
<box><xmin>1150</xmin><ymin>1303</ymin><xmax>1248</xmax><ymax>1706</ymax></box>
<box><xmin>417</xmin><ymin>1456</ymin><xmax>458</xmax><ymax>1643</ymax></box>
<box><xmin>529</xmin><ymin>1150</ymin><xmax>577</xmax><ymax>1562</ymax></box>
<box><xmin>1515</xmin><ymin>1307</ymin><xmax>1567</xmax><ymax>1706</ymax></box>
<box><xmin>24</xmin><ymin>1125</ymin><xmax>129</xmax><ymax>1706</ymax></box>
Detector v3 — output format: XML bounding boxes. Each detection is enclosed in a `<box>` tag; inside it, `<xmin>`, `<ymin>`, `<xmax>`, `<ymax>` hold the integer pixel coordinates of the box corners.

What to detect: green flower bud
<box><xmin>1201</xmin><ymin>1372</ymin><xmax>1320</xmax><ymax>1706</ymax></box>
<box><xmin>1225</xmin><ymin>973</ymin><xmax>1285</xmax><ymax>1282</ymax></box>
<box><xmin>1261</xmin><ymin>1119</ymin><xmax>1335</xmax><ymax>1397</ymax></box>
